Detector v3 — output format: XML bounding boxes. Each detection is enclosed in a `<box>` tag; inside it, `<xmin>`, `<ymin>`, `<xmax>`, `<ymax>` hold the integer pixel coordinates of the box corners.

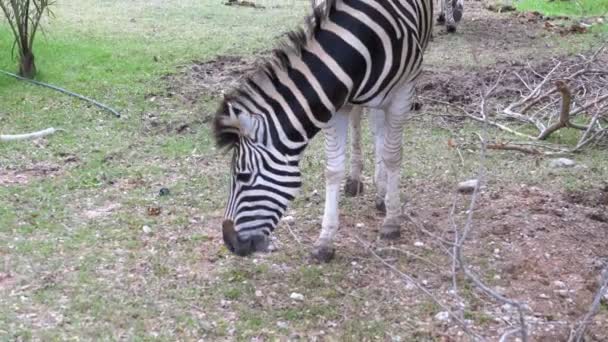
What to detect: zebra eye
<box><xmin>236</xmin><ymin>172</ymin><xmax>252</xmax><ymax>183</ymax></box>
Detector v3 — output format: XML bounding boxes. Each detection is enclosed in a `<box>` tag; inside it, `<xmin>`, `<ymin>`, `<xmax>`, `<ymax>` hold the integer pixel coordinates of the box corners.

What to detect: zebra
<box><xmin>436</xmin><ymin>0</ymin><xmax>463</xmax><ymax>33</ymax></box>
<box><xmin>214</xmin><ymin>0</ymin><xmax>434</xmax><ymax>261</ymax></box>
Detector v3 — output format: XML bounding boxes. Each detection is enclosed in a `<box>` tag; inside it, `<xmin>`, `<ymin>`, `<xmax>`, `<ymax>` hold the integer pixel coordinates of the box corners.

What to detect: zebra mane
<box><xmin>213</xmin><ymin>0</ymin><xmax>337</xmax><ymax>150</ymax></box>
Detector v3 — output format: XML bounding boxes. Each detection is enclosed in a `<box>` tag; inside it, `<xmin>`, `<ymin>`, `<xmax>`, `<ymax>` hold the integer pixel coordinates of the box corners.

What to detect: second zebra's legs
<box><xmin>439</xmin><ymin>0</ymin><xmax>464</xmax><ymax>32</ymax></box>
<box><xmin>379</xmin><ymin>84</ymin><xmax>415</xmax><ymax>239</ymax></box>
<box><xmin>311</xmin><ymin>107</ymin><xmax>350</xmax><ymax>262</ymax></box>
<box><xmin>345</xmin><ymin>106</ymin><xmax>364</xmax><ymax>197</ymax></box>
<box><xmin>437</xmin><ymin>0</ymin><xmax>446</xmax><ymax>24</ymax></box>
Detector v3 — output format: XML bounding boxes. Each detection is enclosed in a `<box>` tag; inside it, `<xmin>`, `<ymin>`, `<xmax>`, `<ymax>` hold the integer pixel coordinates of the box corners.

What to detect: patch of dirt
<box><xmin>0</xmin><ymin>163</ymin><xmax>61</xmax><ymax>186</ymax></box>
<box><xmin>82</xmin><ymin>202</ymin><xmax>122</xmax><ymax>220</ymax></box>
<box><xmin>300</xmin><ymin>181</ymin><xmax>608</xmax><ymax>340</ymax></box>
<box><xmin>164</xmin><ymin>55</ymin><xmax>262</xmax><ymax>106</ymax></box>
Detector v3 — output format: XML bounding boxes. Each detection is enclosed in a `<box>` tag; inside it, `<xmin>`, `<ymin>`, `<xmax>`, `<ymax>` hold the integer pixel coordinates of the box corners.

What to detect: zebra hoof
<box><xmin>375</xmin><ymin>198</ymin><xmax>386</xmax><ymax>214</ymax></box>
<box><xmin>310</xmin><ymin>246</ymin><xmax>335</xmax><ymax>263</ymax></box>
<box><xmin>344</xmin><ymin>178</ymin><xmax>364</xmax><ymax>197</ymax></box>
<box><xmin>446</xmin><ymin>24</ymin><xmax>457</xmax><ymax>33</ymax></box>
<box><xmin>380</xmin><ymin>224</ymin><xmax>401</xmax><ymax>240</ymax></box>
<box><xmin>437</xmin><ymin>14</ymin><xmax>445</xmax><ymax>25</ymax></box>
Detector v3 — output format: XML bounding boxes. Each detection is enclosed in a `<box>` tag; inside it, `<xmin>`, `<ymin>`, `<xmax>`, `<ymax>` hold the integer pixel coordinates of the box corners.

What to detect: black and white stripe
<box><xmin>214</xmin><ymin>0</ymin><xmax>434</xmax><ymax>256</ymax></box>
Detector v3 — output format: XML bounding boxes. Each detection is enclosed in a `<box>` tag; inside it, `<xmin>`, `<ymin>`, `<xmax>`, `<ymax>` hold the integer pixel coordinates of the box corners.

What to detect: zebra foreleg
<box><xmin>312</xmin><ymin>109</ymin><xmax>350</xmax><ymax>262</ymax></box>
<box><xmin>370</xmin><ymin>108</ymin><xmax>387</xmax><ymax>213</ymax></box>
<box><xmin>344</xmin><ymin>106</ymin><xmax>364</xmax><ymax>197</ymax></box>
<box><xmin>380</xmin><ymin>84</ymin><xmax>415</xmax><ymax>240</ymax></box>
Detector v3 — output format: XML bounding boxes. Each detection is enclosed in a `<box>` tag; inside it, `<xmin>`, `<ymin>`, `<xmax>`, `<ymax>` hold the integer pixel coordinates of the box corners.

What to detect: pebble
<box><xmin>457</xmin><ymin>179</ymin><xmax>479</xmax><ymax>194</ymax></box>
<box><xmin>356</xmin><ymin>223</ymin><xmax>365</xmax><ymax>228</ymax></box>
<box><xmin>555</xmin><ymin>289</ymin><xmax>569</xmax><ymax>298</ymax></box>
<box><xmin>553</xmin><ymin>280</ymin><xmax>566</xmax><ymax>289</ymax></box>
<box><xmin>549</xmin><ymin>158</ymin><xmax>576</xmax><ymax>168</ymax></box>
<box><xmin>142</xmin><ymin>225</ymin><xmax>152</xmax><ymax>234</ymax></box>
<box><xmin>277</xmin><ymin>321</ymin><xmax>288</xmax><ymax>329</ymax></box>
<box><xmin>282</xmin><ymin>216</ymin><xmax>295</xmax><ymax>224</ymax></box>
<box><xmin>539</xmin><ymin>293</ymin><xmax>550</xmax><ymax>299</ymax></box>
<box><xmin>255</xmin><ymin>290</ymin><xmax>263</xmax><ymax>297</ymax></box>
<box><xmin>289</xmin><ymin>292</ymin><xmax>304</xmax><ymax>301</ymax></box>
<box><xmin>434</xmin><ymin>311</ymin><xmax>450</xmax><ymax>322</ymax></box>
<box><xmin>414</xmin><ymin>241</ymin><xmax>424</xmax><ymax>247</ymax></box>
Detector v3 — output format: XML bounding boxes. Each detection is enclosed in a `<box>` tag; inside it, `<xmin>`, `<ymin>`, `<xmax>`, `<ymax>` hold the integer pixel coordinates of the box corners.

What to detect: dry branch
<box><xmin>568</xmin><ymin>265</ymin><xmax>608</xmax><ymax>342</ymax></box>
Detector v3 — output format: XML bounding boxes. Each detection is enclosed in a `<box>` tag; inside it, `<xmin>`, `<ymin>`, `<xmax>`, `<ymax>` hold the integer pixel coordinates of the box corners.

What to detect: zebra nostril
<box><xmin>222</xmin><ymin>220</ymin><xmax>238</xmax><ymax>253</ymax></box>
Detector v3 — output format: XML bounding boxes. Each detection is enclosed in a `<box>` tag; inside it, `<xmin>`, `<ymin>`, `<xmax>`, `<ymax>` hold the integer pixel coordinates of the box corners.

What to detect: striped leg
<box><xmin>380</xmin><ymin>84</ymin><xmax>415</xmax><ymax>239</ymax></box>
<box><xmin>370</xmin><ymin>108</ymin><xmax>387</xmax><ymax>213</ymax></box>
<box><xmin>311</xmin><ymin>108</ymin><xmax>350</xmax><ymax>262</ymax></box>
<box><xmin>345</xmin><ymin>106</ymin><xmax>364</xmax><ymax>197</ymax></box>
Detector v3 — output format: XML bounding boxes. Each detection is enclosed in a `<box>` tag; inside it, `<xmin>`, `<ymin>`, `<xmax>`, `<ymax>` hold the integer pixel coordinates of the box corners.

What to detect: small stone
<box><xmin>457</xmin><ymin>179</ymin><xmax>479</xmax><ymax>194</ymax></box>
<box><xmin>555</xmin><ymin>289</ymin><xmax>569</xmax><ymax>298</ymax></box>
<box><xmin>549</xmin><ymin>158</ymin><xmax>576</xmax><ymax>168</ymax></box>
<box><xmin>414</xmin><ymin>241</ymin><xmax>424</xmax><ymax>247</ymax></box>
<box><xmin>553</xmin><ymin>280</ymin><xmax>566</xmax><ymax>289</ymax></box>
<box><xmin>277</xmin><ymin>321</ymin><xmax>288</xmax><ymax>329</ymax></box>
<box><xmin>142</xmin><ymin>225</ymin><xmax>152</xmax><ymax>234</ymax></box>
<box><xmin>255</xmin><ymin>290</ymin><xmax>263</xmax><ymax>297</ymax></box>
<box><xmin>199</xmin><ymin>320</ymin><xmax>214</xmax><ymax>332</ymax></box>
<box><xmin>502</xmin><ymin>303</ymin><xmax>512</xmax><ymax>312</ymax></box>
<box><xmin>355</xmin><ymin>223</ymin><xmax>365</xmax><ymax>228</ymax></box>
<box><xmin>220</xmin><ymin>299</ymin><xmax>230</xmax><ymax>308</ymax></box>
<box><xmin>289</xmin><ymin>292</ymin><xmax>304</xmax><ymax>301</ymax></box>
<box><xmin>539</xmin><ymin>293</ymin><xmax>550</xmax><ymax>299</ymax></box>
<box><xmin>282</xmin><ymin>216</ymin><xmax>295</xmax><ymax>224</ymax></box>
<box><xmin>159</xmin><ymin>187</ymin><xmax>170</xmax><ymax>196</ymax></box>
<box><xmin>434</xmin><ymin>311</ymin><xmax>450</xmax><ymax>321</ymax></box>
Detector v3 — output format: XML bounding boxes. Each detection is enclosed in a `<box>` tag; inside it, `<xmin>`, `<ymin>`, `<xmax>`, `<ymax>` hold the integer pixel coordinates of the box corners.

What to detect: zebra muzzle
<box><xmin>222</xmin><ymin>219</ymin><xmax>268</xmax><ymax>256</ymax></box>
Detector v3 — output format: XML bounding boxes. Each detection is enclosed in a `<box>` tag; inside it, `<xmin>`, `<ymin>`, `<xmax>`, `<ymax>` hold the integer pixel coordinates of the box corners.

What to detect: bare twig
<box><xmin>568</xmin><ymin>265</ymin><xmax>608</xmax><ymax>342</ymax></box>
<box><xmin>354</xmin><ymin>235</ymin><xmax>485</xmax><ymax>342</ymax></box>
<box><xmin>453</xmin><ymin>80</ymin><xmax>529</xmax><ymax>342</ymax></box>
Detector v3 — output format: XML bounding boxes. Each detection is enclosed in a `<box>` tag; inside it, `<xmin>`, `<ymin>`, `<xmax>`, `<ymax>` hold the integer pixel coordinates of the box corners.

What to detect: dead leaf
<box><xmin>147</xmin><ymin>207</ymin><xmax>162</xmax><ymax>216</ymax></box>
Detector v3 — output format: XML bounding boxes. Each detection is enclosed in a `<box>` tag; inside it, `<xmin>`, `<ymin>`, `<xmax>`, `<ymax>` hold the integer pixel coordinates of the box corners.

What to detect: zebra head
<box><xmin>213</xmin><ymin>98</ymin><xmax>303</xmax><ymax>256</ymax></box>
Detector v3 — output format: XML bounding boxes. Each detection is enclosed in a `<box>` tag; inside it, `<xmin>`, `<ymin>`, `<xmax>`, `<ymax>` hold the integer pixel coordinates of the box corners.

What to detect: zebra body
<box><xmin>214</xmin><ymin>0</ymin><xmax>434</xmax><ymax>259</ymax></box>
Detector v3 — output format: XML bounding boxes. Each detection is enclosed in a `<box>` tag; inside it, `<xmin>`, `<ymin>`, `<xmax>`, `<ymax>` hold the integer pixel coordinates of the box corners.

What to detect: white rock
<box><xmin>434</xmin><ymin>311</ymin><xmax>450</xmax><ymax>321</ymax></box>
<box><xmin>553</xmin><ymin>280</ymin><xmax>566</xmax><ymax>289</ymax></box>
<box><xmin>555</xmin><ymin>289</ymin><xmax>569</xmax><ymax>298</ymax></box>
<box><xmin>282</xmin><ymin>216</ymin><xmax>295</xmax><ymax>224</ymax></box>
<box><xmin>356</xmin><ymin>223</ymin><xmax>365</xmax><ymax>228</ymax></box>
<box><xmin>142</xmin><ymin>225</ymin><xmax>152</xmax><ymax>234</ymax></box>
<box><xmin>549</xmin><ymin>158</ymin><xmax>576</xmax><ymax>168</ymax></box>
<box><xmin>414</xmin><ymin>241</ymin><xmax>424</xmax><ymax>247</ymax></box>
<box><xmin>277</xmin><ymin>321</ymin><xmax>288</xmax><ymax>329</ymax></box>
<box><xmin>255</xmin><ymin>290</ymin><xmax>263</xmax><ymax>297</ymax></box>
<box><xmin>539</xmin><ymin>293</ymin><xmax>550</xmax><ymax>299</ymax></box>
<box><xmin>457</xmin><ymin>179</ymin><xmax>479</xmax><ymax>194</ymax></box>
<box><xmin>289</xmin><ymin>292</ymin><xmax>304</xmax><ymax>301</ymax></box>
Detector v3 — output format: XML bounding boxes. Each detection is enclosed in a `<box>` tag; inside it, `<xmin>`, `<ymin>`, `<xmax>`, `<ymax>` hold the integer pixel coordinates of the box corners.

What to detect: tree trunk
<box><xmin>19</xmin><ymin>50</ymin><xmax>36</xmax><ymax>79</ymax></box>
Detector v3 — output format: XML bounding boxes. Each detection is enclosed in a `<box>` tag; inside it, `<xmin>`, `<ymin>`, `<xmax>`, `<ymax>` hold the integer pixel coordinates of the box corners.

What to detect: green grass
<box><xmin>516</xmin><ymin>0</ymin><xmax>608</xmax><ymax>17</ymax></box>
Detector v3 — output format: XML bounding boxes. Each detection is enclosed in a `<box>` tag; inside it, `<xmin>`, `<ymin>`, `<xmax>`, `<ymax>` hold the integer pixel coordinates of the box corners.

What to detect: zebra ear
<box><xmin>220</xmin><ymin>103</ymin><xmax>255</xmax><ymax>139</ymax></box>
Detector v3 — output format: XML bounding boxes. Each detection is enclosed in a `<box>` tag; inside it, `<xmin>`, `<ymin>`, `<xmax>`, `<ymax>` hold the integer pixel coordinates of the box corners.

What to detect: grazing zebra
<box><xmin>214</xmin><ymin>0</ymin><xmax>434</xmax><ymax>261</ymax></box>
<box><xmin>437</xmin><ymin>0</ymin><xmax>463</xmax><ymax>32</ymax></box>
